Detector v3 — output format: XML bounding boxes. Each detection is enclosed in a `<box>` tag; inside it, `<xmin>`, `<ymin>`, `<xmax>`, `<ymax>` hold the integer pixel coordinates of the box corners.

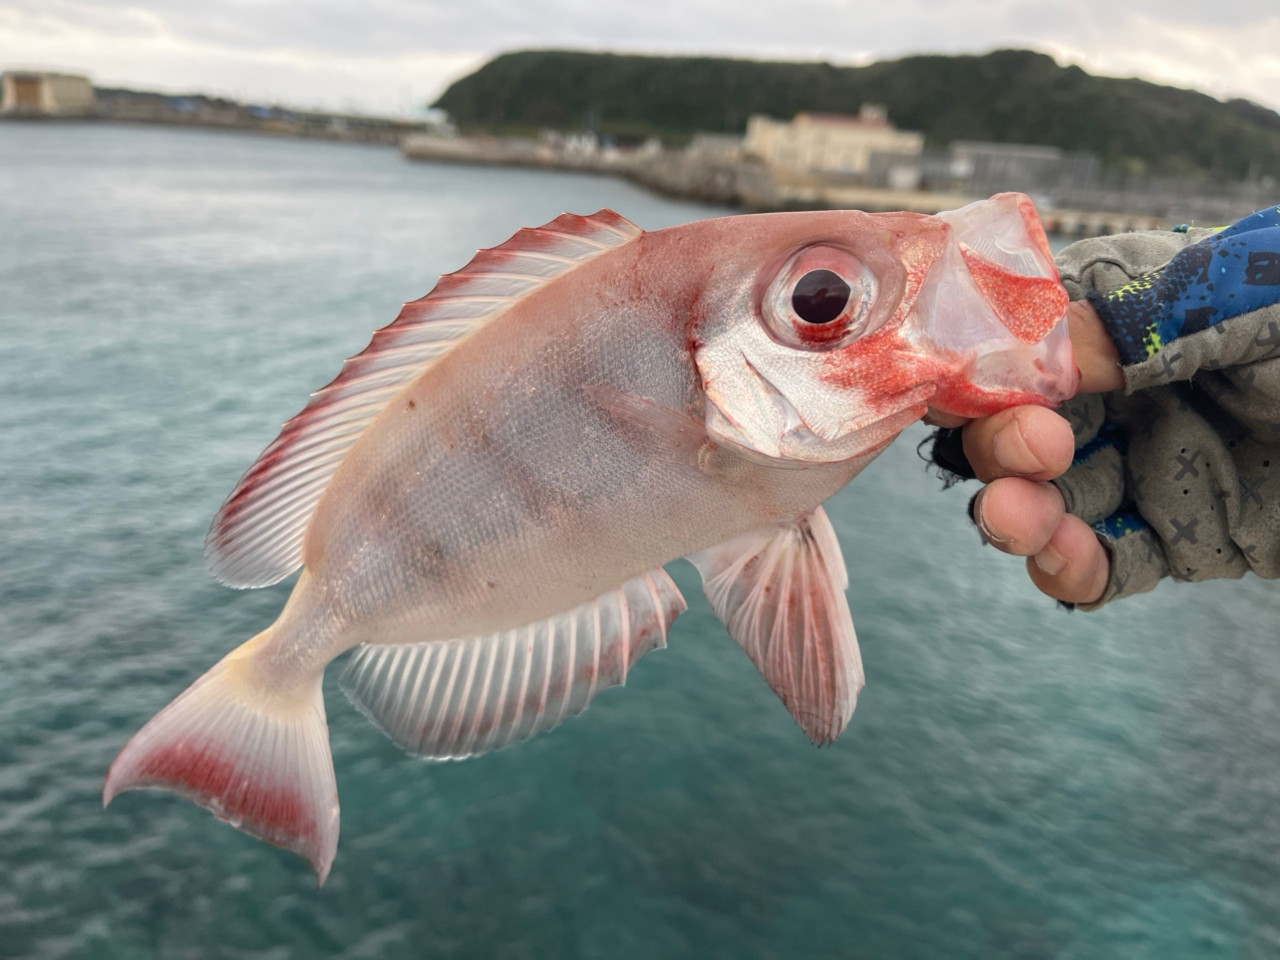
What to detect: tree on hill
<box><xmin>434</xmin><ymin>49</ymin><xmax>1280</xmax><ymax>181</ymax></box>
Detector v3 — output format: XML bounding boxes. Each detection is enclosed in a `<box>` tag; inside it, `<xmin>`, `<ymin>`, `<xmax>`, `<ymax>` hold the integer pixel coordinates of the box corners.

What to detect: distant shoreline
<box><xmin>0</xmin><ymin>114</ymin><xmax>406</xmax><ymax>147</ymax></box>
<box><xmin>1</xmin><ymin>83</ymin><xmax>431</xmax><ymax>147</ymax></box>
<box><xmin>399</xmin><ymin>134</ymin><xmax>1173</xmax><ymax>237</ymax></box>
<box><xmin>0</xmin><ymin>117</ymin><xmax>1218</xmax><ymax>237</ymax></box>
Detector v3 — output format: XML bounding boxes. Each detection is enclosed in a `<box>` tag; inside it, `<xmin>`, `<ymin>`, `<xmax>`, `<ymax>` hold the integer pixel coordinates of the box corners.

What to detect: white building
<box><xmin>1</xmin><ymin>71</ymin><xmax>94</xmax><ymax>117</ymax></box>
<box><xmin>744</xmin><ymin>105</ymin><xmax>924</xmax><ymax>179</ymax></box>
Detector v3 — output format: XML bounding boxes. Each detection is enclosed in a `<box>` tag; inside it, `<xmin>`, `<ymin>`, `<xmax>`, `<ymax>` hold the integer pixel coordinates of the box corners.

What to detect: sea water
<box><xmin>1</xmin><ymin>122</ymin><xmax>1278</xmax><ymax>959</ymax></box>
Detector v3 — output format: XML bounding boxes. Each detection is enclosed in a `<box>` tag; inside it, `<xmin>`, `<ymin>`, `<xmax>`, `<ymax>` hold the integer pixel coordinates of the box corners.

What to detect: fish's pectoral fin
<box><xmin>338</xmin><ymin>569</ymin><xmax>686</xmax><ymax>760</ymax></box>
<box><xmin>687</xmin><ymin>506</ymin><xmax>862</xmax><ymax>745</ymax></box>
<box><xmin>584</xmin><ymin>384</ymin><xmax>711</xmax><ymax>465</ymax></box>
<box><xmin>587</xmin><ymin>383</ymin><xmax>850</xmax><ymax>473</ymax></box>
<box><xmin>104</xmin><ymin>634</ymin><xmax>340</xmax><ymax>885</ymax></box>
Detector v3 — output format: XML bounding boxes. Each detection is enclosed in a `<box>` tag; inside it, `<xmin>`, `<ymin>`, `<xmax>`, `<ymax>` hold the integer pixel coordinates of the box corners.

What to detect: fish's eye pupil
<box><xmin>792</xmin><ymin>269</ymin><xmax>851</xmax><ymax>324</ymax></box>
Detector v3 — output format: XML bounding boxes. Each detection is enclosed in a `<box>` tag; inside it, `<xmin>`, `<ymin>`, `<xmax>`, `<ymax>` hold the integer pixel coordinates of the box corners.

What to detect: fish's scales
<box><xmin>205</xmin><ymin>211</ymin><xmax>640</xmax><ymax>589</ymax></box>
<box><xmin>276</xmin><ymin>230</ymin><xmax>864</xmax><ymax>674</ymax></box>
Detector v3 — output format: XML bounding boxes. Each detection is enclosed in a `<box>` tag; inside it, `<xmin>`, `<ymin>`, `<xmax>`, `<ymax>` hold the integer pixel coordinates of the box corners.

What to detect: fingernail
<box><xmin>1034</xmin><ymin>544</ymin><xmax>1067</xmax><ymax>575</ymax></box>
<box><xmin>993</xmin><ymin>420</ymin><xmax>1044</xmax><ymax>475</ymax></box>
<box><xmin>974</xmin><ymin>493</ymin><xmax>1009</xmax><ymax>545</ymax></box>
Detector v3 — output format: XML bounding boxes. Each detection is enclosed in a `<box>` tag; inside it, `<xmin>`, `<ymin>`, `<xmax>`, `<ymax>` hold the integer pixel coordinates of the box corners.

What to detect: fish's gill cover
<box><xmin>955</xmin><ymin>192</ymin><xmax>1065</xmax><ymax>344</ymax></box>
<box><xmin>204</xmin><ymin>210</ymin><xmax>642</xmax><ymax>588</ymax></box>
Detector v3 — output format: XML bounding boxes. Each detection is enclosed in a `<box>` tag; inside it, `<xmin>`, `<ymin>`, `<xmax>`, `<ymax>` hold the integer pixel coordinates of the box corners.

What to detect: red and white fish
<box><xmin>104</xmin><ymin>192</ymin><xmax>1077</xmax><ymax>883</ymax></box>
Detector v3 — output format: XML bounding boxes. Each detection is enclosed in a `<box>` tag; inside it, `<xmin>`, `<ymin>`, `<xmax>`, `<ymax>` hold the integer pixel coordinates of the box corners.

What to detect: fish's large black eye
<box><xmin>792</xmin><ymin>269</ymin><xmax>851</xmax><ymax>324</ymax></box>
<box><xmin>761</xmin><ymin>244</ymin><xmax>877</xmax><ymax>350</ymax></box>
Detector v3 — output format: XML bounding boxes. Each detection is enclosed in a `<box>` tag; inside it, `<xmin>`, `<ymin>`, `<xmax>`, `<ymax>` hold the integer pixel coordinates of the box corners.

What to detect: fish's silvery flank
<box><xmin>204</xmin><ymin>211</ymin><xmax>644</xmax><ymax>590</ymax></box>
<box><xmin>106</xmin><ymin>197</ymin><xmax>1076</xmax><ymax>882</ymax></box>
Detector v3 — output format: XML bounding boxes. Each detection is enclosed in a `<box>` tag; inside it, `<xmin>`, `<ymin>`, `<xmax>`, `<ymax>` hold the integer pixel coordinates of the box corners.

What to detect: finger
<box><xmin>1025</xmin><ymin>514</ymin><xmax>1111</xmax><ymax>604</ymax></box>
<box><xmin>1067</xmin><ymin>300</ymin><xmax>1124</xmax><ymax>394</ymax></box>
<box><xmin>973</xmin><ymin>477</ymin><xmax>1065</xmax><ymax>556</ymax></box>
<box><xmin>962</xmin><ymin>406</ymin><xmax>1075</xmax><ymax>484</ymax></box>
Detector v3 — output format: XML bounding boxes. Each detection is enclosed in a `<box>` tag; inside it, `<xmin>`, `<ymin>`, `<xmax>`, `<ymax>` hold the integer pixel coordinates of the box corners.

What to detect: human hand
<box><xmin>932</xmin><ymin>207</ymin><xmax>1280</xmax><ymax>609</ymax></box>
<box><xmin>948</xmin><ymin>301</ymin><xmax>1124</xmax><ymax>604</ymax></box>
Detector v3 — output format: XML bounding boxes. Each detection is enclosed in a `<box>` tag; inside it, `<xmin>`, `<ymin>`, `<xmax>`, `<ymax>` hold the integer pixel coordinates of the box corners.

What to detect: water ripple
<box><xmin>1</xmin><ymin>122</ymin><xmax>1277</xmax><ymax>959</ymax></box>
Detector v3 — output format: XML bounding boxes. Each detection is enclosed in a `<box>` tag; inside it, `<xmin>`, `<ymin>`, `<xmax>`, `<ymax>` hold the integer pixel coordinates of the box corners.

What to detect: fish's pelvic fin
<box><xmin>687</xmin><ymin>506</ymin><xmax>863</xmax><ymax>746</ymax></box>
<box><xmin>103</xmin><ymin>636</ymin><xmax>340</xmax><ymax>885</ymax></box>
<box><xmin>205</xmin><ymin>210</ymin><xmax>643</xmax><ymax>589</ymax></box>
<box><xmin>339</xmin><ymin>569</ymin><xmax>685</xmax><ymax>760</ymax></box>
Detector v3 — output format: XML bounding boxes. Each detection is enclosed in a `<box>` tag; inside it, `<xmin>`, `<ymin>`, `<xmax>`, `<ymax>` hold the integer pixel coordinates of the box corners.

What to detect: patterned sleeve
<box><xmin>1050</xmin><ymin>205</ymin><xmax>1280</xmax><ymax>609</ymax></box>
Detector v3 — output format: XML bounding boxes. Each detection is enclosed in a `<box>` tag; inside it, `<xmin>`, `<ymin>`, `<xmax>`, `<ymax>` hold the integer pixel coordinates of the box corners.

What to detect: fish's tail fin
<box><xmin>103</xmin><ymin>631</ymin><xmax>340</xmax><ymax>885</ymax></box>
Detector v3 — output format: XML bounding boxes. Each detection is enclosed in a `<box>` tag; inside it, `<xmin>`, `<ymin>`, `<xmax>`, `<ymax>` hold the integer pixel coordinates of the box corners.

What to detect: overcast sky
<box><xmin>3</xmin><ymin>0</ymin><xmax>1279</xmax><ymax>117</ymax></box>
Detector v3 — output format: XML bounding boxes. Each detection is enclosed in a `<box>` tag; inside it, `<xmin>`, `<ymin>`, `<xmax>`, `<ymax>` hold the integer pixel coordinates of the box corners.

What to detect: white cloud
<box><xmin>1041</xmin><ymin>13</ymin><xmax>1280</xmax><ymax>110</ymax></box>
<box><xmin>0</xmin><ymin>3</ymin><xmax>484</xmax><ymax>113</ymax></box>
<box><xmin>1</xmin><ymin>0</ymin><xmax>1278</xmax><ymax>116</ymax></box>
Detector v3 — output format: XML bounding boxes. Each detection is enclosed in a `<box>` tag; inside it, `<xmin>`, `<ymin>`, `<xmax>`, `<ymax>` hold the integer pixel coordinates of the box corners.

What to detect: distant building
<box><xmin>946</xmin><ymin>141</ymin><xmax>1099</xmax><ymax>195</ymax></box>
<box><xmin>744</xmin><ymin>106</ymin><xmax>924</xmax><ymax>182</ymax></box>
<box><xmin>0</xmin><ymin>71</ymin><xmax>94</xmax><ymax>117</ymax></box>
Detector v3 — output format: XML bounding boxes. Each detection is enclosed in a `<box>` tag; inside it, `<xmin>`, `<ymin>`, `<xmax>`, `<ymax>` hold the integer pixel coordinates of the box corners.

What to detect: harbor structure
<box><xmin>939</xmin><ymin>141</ymin><xmax>1100</xmax><ymax>195</ymax></box>
<box><xmin>0</xmin><ymin>62</ymin><xmax>1258</xmax><ymax>235</ymax></box>
<box><xmin>0</xmin><ymin>70</ymin><xmax>94</xmax><ymax>117</ymax></box>
<box><xmin>744</xmin><ymin>106</ymin><xmax>924</xmax><ymax>186</ymax></box>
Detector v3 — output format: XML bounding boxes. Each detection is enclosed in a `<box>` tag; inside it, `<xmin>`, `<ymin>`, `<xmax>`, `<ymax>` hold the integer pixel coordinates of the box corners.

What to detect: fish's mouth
<box><xmin>706</xmin><ymin>375</ymin><xmax>934</xmax><ymax>464</ymax></box>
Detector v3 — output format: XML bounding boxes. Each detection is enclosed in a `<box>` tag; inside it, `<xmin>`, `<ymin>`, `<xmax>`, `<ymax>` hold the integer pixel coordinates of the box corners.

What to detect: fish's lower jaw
<box><xmin>103</xmin><ymin>634</ymin><xmax>340</xmax><ymax>886</ymax></box>
<box><xmin>924</xmin><ymin>331</ymin><xmax>1078</xmax><ymax>420</ymax></box>
<box><xmin>707</xmin><ymin>397</ymin><xmax>909</xmax><ymax>465</ymax></box>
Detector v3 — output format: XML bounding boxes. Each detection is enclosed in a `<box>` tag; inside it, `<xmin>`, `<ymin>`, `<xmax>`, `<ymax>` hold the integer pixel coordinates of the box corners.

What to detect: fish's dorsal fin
<box><xmin>338</xmin><ymin>570</ymin><xmax>685</xmax><ymax>759</ymax></box>
<box><xmin>205</xmin><ymin>209</ymin><xmax>643</xmax><ymax>588</ymax></box>
<box><xmin>687</xmin><ymin>506</ymin><xmax>863</xmax><ymax>745</ymax></box>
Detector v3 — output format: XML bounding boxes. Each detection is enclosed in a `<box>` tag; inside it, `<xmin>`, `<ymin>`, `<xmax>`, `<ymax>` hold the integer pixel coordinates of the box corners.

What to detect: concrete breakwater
<box><xmin>399</xmin><ymin>134</ymin><xmax>763</xmax><ymax>207</ymax></box>
<box><xmin>401</xmin><ymin>134</ymin><xmax>1172</xmax><ymax>236</ymax></box>
<box><xmin>402</xmin><ymin>133</ymin><xmax>980</xmax><ymax>214</ymax></box>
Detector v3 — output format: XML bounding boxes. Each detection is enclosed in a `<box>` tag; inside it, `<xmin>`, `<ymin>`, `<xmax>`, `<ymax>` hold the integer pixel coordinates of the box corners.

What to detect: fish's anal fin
<box><xmin>339</xmin><ymin>569</ymin><xmax>686</xmax><ymax>760</ymax></box>
<box><xmin>687</xmin><ymin>506</ymin><xmax>863</xmax><ymax>745</ymax></box>
<box><xmin>103</xmin><ymin>637</ymin><xmax>341</xmax><ymax>885</ymax></box>
<box><xmin>205</xmin><ymin>210</ymin><xmax>643</xmax><ymax>589</ymax></box>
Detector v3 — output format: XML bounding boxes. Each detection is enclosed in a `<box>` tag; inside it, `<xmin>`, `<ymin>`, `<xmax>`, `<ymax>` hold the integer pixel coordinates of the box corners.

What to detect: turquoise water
<box><xmin>2</xmin><ymin>122</ymin><xmax>1279</xmax><ymax>959</ymax></box>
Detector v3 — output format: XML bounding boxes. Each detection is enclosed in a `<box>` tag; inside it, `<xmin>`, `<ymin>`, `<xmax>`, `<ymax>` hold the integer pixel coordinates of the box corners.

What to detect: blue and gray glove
<box><xmin>1051</xmin><ymin>205</ymin><xmax>1280</xmax><ymax>607</ymax></box>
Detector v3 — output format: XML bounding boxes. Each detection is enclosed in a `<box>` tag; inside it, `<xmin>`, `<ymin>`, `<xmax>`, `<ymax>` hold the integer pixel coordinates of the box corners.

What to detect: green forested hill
<box><xmin>434</xmin><ymin>49</ymin><xmax>1280</xmax><ymax>180</ymax></box>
